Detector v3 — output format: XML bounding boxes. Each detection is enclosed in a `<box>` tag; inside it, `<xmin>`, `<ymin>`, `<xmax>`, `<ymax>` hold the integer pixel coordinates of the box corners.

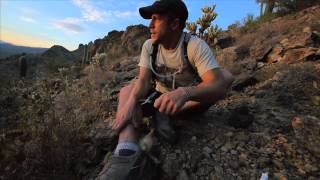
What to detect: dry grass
<box><xmin>0</xmin><ymin>68</ymin><xmax>113</xmax><ymax>179</ymax></box>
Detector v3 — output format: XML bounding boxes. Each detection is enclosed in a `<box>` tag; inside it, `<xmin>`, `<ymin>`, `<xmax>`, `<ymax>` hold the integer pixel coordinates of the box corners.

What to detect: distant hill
<box><xmin>41</xmin><ymin>45</ymin><xmax>78</xmax><ymax>63</ymax></box>
<box><xmin>0</xmin><ymin>41</ymin><xmax>48</xmax><ymax>59</ymax></box>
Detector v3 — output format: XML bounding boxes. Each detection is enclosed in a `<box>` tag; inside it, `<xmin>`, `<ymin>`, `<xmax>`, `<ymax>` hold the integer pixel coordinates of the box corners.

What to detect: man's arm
<box><xmin>154</xmin><ymin>68</ymin><xmax>234</xmax><ymax>115</ymax></box>
<box><xmin>112</xmin><ymin>67</ymin><xmax>153</xmax><ymax>132</ymax></box>
<box><xmin>130</xmin><ymin>67</ymin><xmax>153</xmax><ymax>101</ymax></box>
<box><xmin>185</xmin><ymin>68</ymin><xmax>234</xmax><ymax>103</ymax></box>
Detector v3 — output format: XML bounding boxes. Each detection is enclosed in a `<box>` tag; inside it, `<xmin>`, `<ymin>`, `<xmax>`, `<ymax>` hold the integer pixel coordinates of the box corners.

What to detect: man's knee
<box><xmin>119</xmin><ymin>82</ymin><xmax>134</xmax><ymax>97</ymax></box>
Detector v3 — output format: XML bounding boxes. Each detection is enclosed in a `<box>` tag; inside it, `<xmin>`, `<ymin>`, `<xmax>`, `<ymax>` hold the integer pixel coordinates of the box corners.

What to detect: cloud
<box><xmin>112</xmin><ymin>10</ymin><xmax>137</xmax><ymax>18</ymax></box>
<box><xmin>54</xmin><ymin>18</ymin><xmax>85</xmax><ymax>34</ymax></box>
<box><xmin>19</xmin><ymin>7</ymin><xmax>38</xmax><ymax>24</ymax></box>
<box><xmin>20</xmin><ymin>16</ymin><xmax>37</xmax><ymax>23</ymax></box>
<box><xmin>72</xmin><ymin>0</ymin><xmax>138</xmax><ymax>23</ymax></box>
<box><xmin>20</xmin><ymin>7</ymin><xmax>36</xmax><ymax>14</ymax></box>
<box><xmin>72</xmin><ymin>0</ymin><xmax>106</xmax><ymax>22</ymax></box>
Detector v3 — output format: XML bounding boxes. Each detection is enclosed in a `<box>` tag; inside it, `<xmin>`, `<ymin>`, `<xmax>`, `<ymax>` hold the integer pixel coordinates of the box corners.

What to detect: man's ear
<box><xmin>170</xmin><ymin>18</ymin><xmax>180</xmax><ymax>31</ymax></box>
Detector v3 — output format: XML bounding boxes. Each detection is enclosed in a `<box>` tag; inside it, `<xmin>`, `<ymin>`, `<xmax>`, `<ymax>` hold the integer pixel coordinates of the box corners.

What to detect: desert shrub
<box><xmin>275</xmin><ymin>0</ymin><xmax>320</xmax><ymax>15</ymax></box>
<box><xmin>241</xmin><ymin>14</ymin><xmax>259</xmax><ymax>33</ymax></box>
<box><xmin>1</xmin><ymin>70</ymin><xmax>113</xmax><ymax>178</ymax></box>
<box><xmin>233</xmin><ymin>13</ymin><xmax>278</xmax><ymax>35</ymax></box>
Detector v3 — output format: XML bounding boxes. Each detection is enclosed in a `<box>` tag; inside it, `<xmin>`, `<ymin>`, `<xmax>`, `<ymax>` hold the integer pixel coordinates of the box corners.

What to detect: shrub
<box><xmin>1</xmin><ymin>69</ymin><xmax>113</xmax><ymax>178</ymax></box>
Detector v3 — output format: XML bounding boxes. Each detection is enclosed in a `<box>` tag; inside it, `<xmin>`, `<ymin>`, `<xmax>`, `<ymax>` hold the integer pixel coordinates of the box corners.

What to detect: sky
<box><xmin>0</xmin><ymin>0</ymin><xmax>260</xmax><ymax>51</ymax></box>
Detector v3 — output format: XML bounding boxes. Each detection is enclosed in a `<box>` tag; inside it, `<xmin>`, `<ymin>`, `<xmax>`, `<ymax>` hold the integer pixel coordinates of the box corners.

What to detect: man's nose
<box><xmin>149</xmin><ymin>19</ymin><xmax>154</xmax><ymax>28</ymax></box>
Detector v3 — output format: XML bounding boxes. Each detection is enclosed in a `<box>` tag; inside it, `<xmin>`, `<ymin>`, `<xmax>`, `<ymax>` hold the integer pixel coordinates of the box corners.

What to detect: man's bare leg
<box><xmin>114</xmin><ymin>82</ymin><xmax>140</xmax><ymax>155</ymax></box>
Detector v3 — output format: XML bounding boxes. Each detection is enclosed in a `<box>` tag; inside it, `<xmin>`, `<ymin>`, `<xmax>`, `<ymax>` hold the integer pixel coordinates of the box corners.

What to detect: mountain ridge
<box><xmin>0</xmin><ymin>41</ymin><xmax>48</xmax><ymax>59</ymax></box>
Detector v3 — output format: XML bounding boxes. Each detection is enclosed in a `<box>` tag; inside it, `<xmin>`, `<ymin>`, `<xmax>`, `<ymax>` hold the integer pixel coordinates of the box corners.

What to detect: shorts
<box><xmin>139</xmin><ymin>89</ymin><xmax>211</xmax><ymax>117</ymax></box>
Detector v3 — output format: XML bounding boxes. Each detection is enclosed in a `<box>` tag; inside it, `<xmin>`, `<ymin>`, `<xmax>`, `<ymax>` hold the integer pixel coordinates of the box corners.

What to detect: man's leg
<box><xmin>114</xmin><ymin>82</ymin><xmax>140</xmax><ymax>155</ymax></box>
<box><xmin>97</xmin><ymin>82</ymin><xmax>144</xmax><ymax>180</ymax></box>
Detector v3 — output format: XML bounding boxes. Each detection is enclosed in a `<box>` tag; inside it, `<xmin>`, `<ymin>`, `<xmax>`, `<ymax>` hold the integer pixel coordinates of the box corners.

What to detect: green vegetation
<box><xmin>233</xmin><ymin>13</ymin><xmax>278</xmax><ymax>34</ymax></box>
<box><xmin>256</xmin><ymin>0</ymin><xmax>320</xmax><ymax>16</ymax></box>
<box><xmin>229</xmin><ymin>0</ymin><xmax>320</xmax><ymax>35</ymax></box>
<box><xmin>186</xmin><ymin>4</ymin><xmax>222</xmax><ymax>54</ymax></box>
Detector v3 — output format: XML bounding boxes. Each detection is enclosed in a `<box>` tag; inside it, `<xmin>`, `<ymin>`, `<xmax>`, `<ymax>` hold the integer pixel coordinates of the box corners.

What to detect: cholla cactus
<box><xmin>91</xmin><ymin>53</ymin><xmax>107</xmax><ymax>68</ymax></box>
<box><xmin>186</xmin><ymin>4</ymin><xmax>218</xmax><ymax>38</ymax></box>
<box><xmin>197</xmin><ymin>5</ymin><xmax>218</xmax><ymax>38</ymax></box>
<box><xmin>186</xmin><ymin>22</ymin><xmax>197</xmax><ymax>35</ymax></box>
<box><xmin>186</xmin><ymin>4</ymin><xmax>221</xmax><ymax>54</ymax></box>
<box><xmin>207</xmin><ymin>25</ymin><xmax>220</xmax><ymax>45</ymax></box>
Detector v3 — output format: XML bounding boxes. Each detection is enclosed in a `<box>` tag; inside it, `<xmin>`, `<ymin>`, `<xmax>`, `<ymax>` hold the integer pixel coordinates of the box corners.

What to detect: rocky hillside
<box><xmin>77</xmin><ymin>24</ymin><xmax>149</xmax><ymax>63</ymax></box>
<box><xmin>1</xmin><ymin>6</ymin><xmax>319</xmax><ymax>180</ymax></box>
<box><xmin>87</xmin><ymin>6</ymin><xmax>320</xmax><ymax>180</ymax></box>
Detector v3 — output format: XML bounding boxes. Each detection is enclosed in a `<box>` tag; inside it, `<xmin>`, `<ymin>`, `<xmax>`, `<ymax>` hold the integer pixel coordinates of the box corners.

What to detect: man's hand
<box><xmin>154</xmin><ymin>87</ymin><xmax>189</xmax><ymax>115</ymax></box>
<box><xmin>112</xmin><ymin>97</ymin><xmax>142</xmax><ymax>133</ymax></box>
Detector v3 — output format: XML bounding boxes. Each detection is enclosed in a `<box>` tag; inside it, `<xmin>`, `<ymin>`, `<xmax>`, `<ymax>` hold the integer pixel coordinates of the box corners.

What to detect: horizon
<box><xmin>0</xmin><ymin>0</ymin><xmax>260</xmax><ymax>51</ymax></box>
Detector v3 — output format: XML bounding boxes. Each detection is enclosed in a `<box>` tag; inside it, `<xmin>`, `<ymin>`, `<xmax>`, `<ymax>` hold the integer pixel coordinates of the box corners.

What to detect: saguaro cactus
<box><xmin>18</xmin><ymin>54</ymin><xmax>27</xmax><ymax>77</ymax></box>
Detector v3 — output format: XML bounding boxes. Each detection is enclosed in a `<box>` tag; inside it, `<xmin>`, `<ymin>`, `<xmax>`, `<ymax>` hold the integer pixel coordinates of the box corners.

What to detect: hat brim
<box><xmin>139</xmin><ymin>5</ymin><xmax>165</xmax><ymax>19</ymax></box>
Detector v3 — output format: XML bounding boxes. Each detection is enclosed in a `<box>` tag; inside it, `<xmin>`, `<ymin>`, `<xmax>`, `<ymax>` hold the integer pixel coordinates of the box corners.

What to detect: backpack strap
<box><xmin>183</xmin><ymin>33</ymin><xmax>202</xmax><ymax>83</ymax></box>
<box><xmin>151</xmin><ymin>42</ymin><xmax>159</xmax><ymax>81</ymax></box>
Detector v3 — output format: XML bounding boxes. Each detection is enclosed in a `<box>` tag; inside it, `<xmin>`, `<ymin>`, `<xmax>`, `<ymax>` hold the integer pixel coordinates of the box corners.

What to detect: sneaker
<box><xmin>96</xmin><ymin>150</ymin><xmax>156</xmax><ymax>180</ymax></box>
<box><xmin>153</xmin><ymin>111</ymin><xmax>177</xmax><ymax>145</ymax></box>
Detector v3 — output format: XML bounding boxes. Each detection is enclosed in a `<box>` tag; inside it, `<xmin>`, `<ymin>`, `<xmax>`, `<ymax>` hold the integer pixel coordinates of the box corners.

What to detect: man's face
<box><xmin>149</xmin><ymin>13</ymin><xmax>171</xmax><ymax>43</ymax></box>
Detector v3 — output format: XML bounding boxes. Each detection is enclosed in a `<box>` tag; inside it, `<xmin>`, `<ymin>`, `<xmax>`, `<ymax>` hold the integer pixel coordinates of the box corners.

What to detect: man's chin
<box><xmin>150</xmin><ymin>37</ymin><xmax>159</xmax><ymax>43</ymax></box>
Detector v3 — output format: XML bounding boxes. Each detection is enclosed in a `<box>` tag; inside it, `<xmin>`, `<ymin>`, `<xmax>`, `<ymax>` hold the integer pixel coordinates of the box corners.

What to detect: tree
<box><xmin>256</xmin><ymin>0</ymin><xmax>275</xmax><ymax>16</ymax></box>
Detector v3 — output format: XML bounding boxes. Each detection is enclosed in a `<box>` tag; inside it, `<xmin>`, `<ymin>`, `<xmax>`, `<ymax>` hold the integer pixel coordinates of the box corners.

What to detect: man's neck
<box><xmin>161</xmin><ymin>31</ymin><xmax>183</xmax><ymax>50</ymax></box>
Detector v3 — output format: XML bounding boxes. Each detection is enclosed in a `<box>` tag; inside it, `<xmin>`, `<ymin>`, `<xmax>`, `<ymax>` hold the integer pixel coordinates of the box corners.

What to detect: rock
<box><xmin>230</xmin><ymin>160</ymin><xmax>239</xmax><ymax>169</ymax></box>
<box><xmin>210</xmin><ymin>166</ymin><xmax>224</xmax><ymax>180</ymax></box>
<box><xmin>276</xmin><ymin>90</ymin><xmax>294</xmax><ymax>106</ymax></box>
<box><xmin>230</xmin><ymin>150</ymin><xmax>237</xmax><ymax>155</ymax></box>
<box><xmin>190</xmin><ymin>153</ymin><xmax>204</xmax><ymax>170</ymax></box>
<box><xmin>203</xmin><ymin>146</ymin><xmax>213</xmax><ymax>155</ymax></box>
<box><xmin>266</xmin><ymin>46</ymin><xmax>284</xmax><ymax>64</ymax></box>
<box><xmin>280</xmin><ymin>38</ymin><xmax>289</xmax><ymax>47</ymax></box>
<box><xmin>221</xmin><ymin>142</ymin><xmax>233</xmax><ymax>152</ymax></box>
<box><xmin>177</xmin><ymin>169</ymin><xmax>189</xmax><ymax>180</ymax></box>
<box><xmin>281</xmin><ymin>47</ymin><xmax>318</xmax><ymax>63</ymax></box>
<box><xmin>304</xmin><ymin>163</ymin><xmax>317</xmax><ymax>173</ymax></box>
<box><xmin>232</xmin><ymin>72</ymin><xmax>258</xmax><ymax>91</ymax></box>
<box><xmin>272</xmin><ymin>159</ymin><xmax>284</xmax><ymax>169</ymax></box>
<box><xmin>217</xmin><ymin>36</ymin><xmax>235</xmax><ymax>49</ymax></box>
<box><xmin>257</xmin><ymin>62</ymin><xmax>265</xmax><ymax>69</ymax></box>
<box><xmin>225</xmin><ymin>132</ymin><xmax>234</xmax><ymax>137</ymax></box>
<box><xmin>292</xmin><ymin>116</ymin><xmax>320</xmax><ymax>158</ymax></box>
<box><xmin>191</xmin><ymin>136</ymin><xmax>197</xmax><ymax>142</ymax></box>
<box><xmin>255</xmin><ymin>46</ymin><xmax>273</xmax><ymax>62</ymax></box>
<box><xmin>236</xmin><ymin>132</ymin><xmax>250</xmax><ymax>142</ymax></box>
<box><xmin>274</xmin><ymin>172</ymin><xmax>288</xmax><ymax>180</ymax></box>
<box><xmin>258</xmin><ymin>157</ymin><xmax>271</xmax><ymax>167</ymax></box>
<box><xmin>311</xmin><ymin>96</ymin><xmax>320</xmax><ymax>105</ymax></box>
<box><xmin>303</xmin><ymin>26</ymin><xmax>312</xmax><ymax>33</ymax></box>
<box><xmin>239</xmin><ymin>153</ymin><xmax>248</xmax><ymax>166</ymax></box>
<box><xmin>216</xmin><ymin>46</ymin><xmax>238</xmax><ymax>69</ymax></box>
<box><xmin>228</xmin><ymin>103</ymin><xmax>254</xmax><ymax>128</ymax></box>
<box><xmin>162</xmin><ymin>153</ymin><xmax>180</xmax><ymax>178</ymax></box>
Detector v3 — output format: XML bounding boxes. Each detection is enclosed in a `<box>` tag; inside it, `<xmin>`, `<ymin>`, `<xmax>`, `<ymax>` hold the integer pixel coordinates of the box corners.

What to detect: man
<box><xmin>97</xmin><ymin>0</ymin><xmax>234</xmax><ymax>179</ymax></box>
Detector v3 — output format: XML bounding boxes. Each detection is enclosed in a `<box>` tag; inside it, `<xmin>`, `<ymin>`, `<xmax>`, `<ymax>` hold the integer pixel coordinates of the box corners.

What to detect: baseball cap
<box><xmin>139</xmin><ymin>0</ymin><xmax>188</xmax><ymax>22</ymax></box>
